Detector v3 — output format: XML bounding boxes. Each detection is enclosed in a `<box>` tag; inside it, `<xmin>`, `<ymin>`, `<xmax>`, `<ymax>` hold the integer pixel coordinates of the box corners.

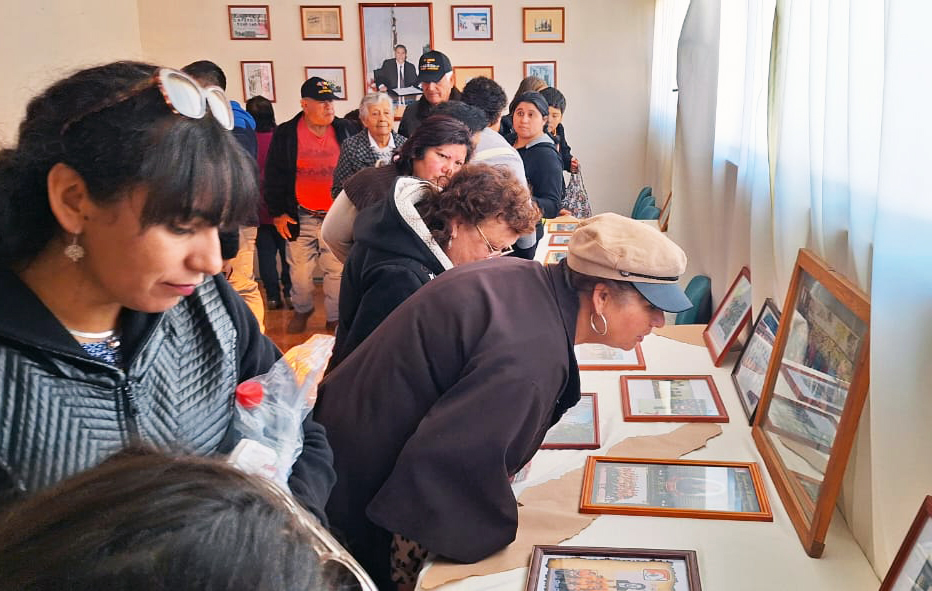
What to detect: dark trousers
<box><xmin>256</xmin><ymin>224</ymin><xmax>291</xmax><ymax>302</ymax></box>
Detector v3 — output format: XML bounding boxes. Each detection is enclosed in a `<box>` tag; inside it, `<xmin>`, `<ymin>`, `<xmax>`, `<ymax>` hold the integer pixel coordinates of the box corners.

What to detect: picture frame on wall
<box><xmin>702</xmin><ymin>266</ymin><xmax>752</xmax><ymax>366</ymax></box>
<box><xmin>620</xmin><ymin>375</ymin><xmax>729</xmax><ymax>423</ymax></box>
<box><xmin>525</xmin><ymin>545</ymin><xmax>702</xmax><ymax>591</ymax></box>
<box><xmin>359</xmin><ymin>3</ymin><xmax>434</xmax><ymax>94</ymax></box>
<box><xmin>541</xmin><ymin>393</ymin><xmax>600</xmax><ymax>449</ymax></box>
<box><xmin>228</xmin><ymin>5</ymin><xmax>271</xmax><ymax>40</ymax></box>
<box><xmin>523</xmin><ymin>60</ymin><xmax>557</xmax><ymax>87</ymax></box>
<box><xmin>241</xmin><ymin>61</ymin><xmax>275</xmax><ymax>101</ymax></box>
<box><xmin>304</xmin><ymin>67</ymin><xmax>347</xmax><ymax>100</ymax></box>
<box><xmin>451</xmin><ymin>5</ymin><xmax>492</xmax><ymax>40</ymax></box>
<box><xmin>880</xmin><ymin>496</ymin><xmax>932</xmax><ymax>591</ymax></box>
<box><xmin>574</xmin><ymin>343</ymin><xmax>646</xmax><ymax>371</ymax></box>
<box><xmin>300</xmin><ymin>5</ymin><xmax>343</xmax><ymax>40</ymax></box>
<box><xmin>452</xmin><ymin>66</ymin><xmax>494</xmax><ymax>90</ymax></box>
<box><xmin>523</xmin><ymin>7</ymin><xmax>565</xmax><ymax>43</ymax></box>
<box><xmin>731</xmin><ymin>298</ymin><xmax>781</xmax><ymax>422</ymax></box>
<box><xmin>580</xmin><ymin>457</ymin><xmax>773</xmax><ymax>522</ymax></box>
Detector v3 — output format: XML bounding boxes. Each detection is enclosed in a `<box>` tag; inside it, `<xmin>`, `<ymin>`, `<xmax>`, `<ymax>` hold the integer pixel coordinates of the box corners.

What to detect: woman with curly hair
<box><xmin>328</xmin><ymin>162</ymin><xmax>538</xmax><ymax>369</ymax></box>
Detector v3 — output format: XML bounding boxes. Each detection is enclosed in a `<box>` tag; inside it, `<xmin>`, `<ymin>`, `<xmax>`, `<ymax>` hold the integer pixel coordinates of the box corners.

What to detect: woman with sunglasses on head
<box><xmin>0</xmin><ymin>62</ymin><xmax>334</xmax><ymax>519</ymax></box>
<box><xmin>328</xmin><ymin>163</ymin><xmax>539</xmax><ymax>370</ymax></box>
<box><xmin>312</xmin><ymin>213</ymin><xmax>694</xmax><ymax>590</ymax></box>
<box><xmin>320</xmin><ymin>114</ymin><xmax>473</xmax><ymax>263</ymax></box>
<box><xmin>0</xmin><ymin>448</ymin><xmax>376</xmax><ymax>591</ymax></box>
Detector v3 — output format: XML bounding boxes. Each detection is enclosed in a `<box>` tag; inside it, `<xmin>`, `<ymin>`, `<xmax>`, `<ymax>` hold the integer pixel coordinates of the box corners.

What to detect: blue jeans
<box><xmin>285</xmin><ymin>212</ymin><xmax>342</xmax><ymax>321</ymax></box>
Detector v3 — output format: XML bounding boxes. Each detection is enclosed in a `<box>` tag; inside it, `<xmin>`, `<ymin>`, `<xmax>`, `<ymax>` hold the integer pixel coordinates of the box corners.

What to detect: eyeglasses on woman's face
<box><xmin>475</xmin><ymin>223</ymin><xmax>514</xmax><ymax>257</ymax></box>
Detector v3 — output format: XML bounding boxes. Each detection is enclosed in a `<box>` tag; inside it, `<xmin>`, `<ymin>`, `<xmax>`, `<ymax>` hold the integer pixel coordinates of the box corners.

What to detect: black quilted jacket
<box><xmin>0</xmin><ymin>270</ymin><xmax>335</xmax><ymax>521</ymax></box>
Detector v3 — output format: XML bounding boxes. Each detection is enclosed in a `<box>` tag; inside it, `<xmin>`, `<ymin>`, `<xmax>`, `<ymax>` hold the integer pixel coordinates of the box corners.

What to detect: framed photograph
<box><xmin>304</xmin><ymin>67</ymin><xmax>347</xmax><ymax>100</ymax></box>
<box><xmin>881</xmin><ymin>496</ymin><xmax>932</xmax><ymax>591</ymax></box>
<box><xmin>523</xmin><ymin>7</ymin><xmax>565</xmax><ymax>42</ymax></box>
<box><xmin>525</xmin><ymin>545</ymin><xmax>702</xmax><ymax>591</ymax></box>
<box><xmin>523</xmin><ymin>60</ymin><xmax>557</xmax><ymax>87</ymax></box>
<box><xmin>580</xmin><ymin>457</ymin><xmax>772</xmax><ymax>522</ymax></box>
<box><xmin>546</xmin><ymin>221</ymin><xmax>577</xmax><ymax>234</ymax></box>
<box><xmin>240</xmin><ymin>61</ymin><xmax>275</xmax><ymax>102</ymax></box>
<box><xmin>548</xmin><ymin>234</ymin><xmax>571</xmax><ymax>246</ymax></box>
<box><xmin>621</xmin><ymin>375</ymin><xmax>728</xmax><ymax>423</ymax></box>
<box><xmin>545</xmin><ymin>250</ymin><xmax>567</xmax><ymax>264</ymax></box>
<box><xmin>752</xmin><ymin>248</ymin><xmax>870</xmax><ymax>557</ymax></box>
<box><xmin>731</xmin><ymin>298</ymin><xmax>781</xmax><ymax>422</ymax></box>
<box><xmin>574</xmin><ymin>343</ymin><xmax>646</xmax><ymax>371</ymax></box>
<box><xmin>451</xmin><ymin>5</ymin><xmax>492</xmax><ymax>40</ymax></box>
<box><xmin>541</xmin><ymin>393</ymin><xmax>600</xmax><ymax>449</ymax></box>
<box><xmin>452</xmin><ymin>66</ymin><xmax>494</xmax><ymax>91</ymax></box>
<box><xmin>228</xmin><ymin>5</ymin><xmax>271</xmax><ymax>40</ymax></box>
<box><xmin>300</xmin><ymin>5</ymin><xmax>343</xmax><ymax>40</ymax></box>
<box><xmin>359</xmin><ymin>3</ymin><xmax>433</xmax><ymax>94</ymax></box>
<box><xmin>702</xmin><ymin>266</ymin><xmax>752</xmax><ymax>366</ymax></box>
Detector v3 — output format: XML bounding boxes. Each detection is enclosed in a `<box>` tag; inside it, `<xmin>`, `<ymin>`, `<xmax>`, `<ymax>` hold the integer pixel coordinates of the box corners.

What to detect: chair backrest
<box><xmin>631</xmin><ymin>186</ymin><xmax>654</xmax><ymax>217</ymax></box>
<box><xmin>632</xmin><ymin>196</ymin><xmax>656</xmax><ymax>219</ymax></box>
<box><xmin>675</xmin><ymin>275</ymin><xmax>712</xmax><ymax>325</ymax></box>
<box><xmin>635</xmin><ymin>204</ymin><xmax>661</xmax><ymax>220</ymax></box>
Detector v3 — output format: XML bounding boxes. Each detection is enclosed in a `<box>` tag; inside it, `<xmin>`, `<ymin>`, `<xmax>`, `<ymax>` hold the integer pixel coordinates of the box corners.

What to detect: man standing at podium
<box><xmin>374</xmin><ymin>45</ymin><xmax>417</xmax><ymax>100</ymax></box>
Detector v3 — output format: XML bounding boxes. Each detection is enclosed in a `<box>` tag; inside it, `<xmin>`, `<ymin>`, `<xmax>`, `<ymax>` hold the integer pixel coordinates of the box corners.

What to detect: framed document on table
<box><xmin>621</xmin><ymin>375</ymin><xmax>728</xmax><ymax>422</ymax></box>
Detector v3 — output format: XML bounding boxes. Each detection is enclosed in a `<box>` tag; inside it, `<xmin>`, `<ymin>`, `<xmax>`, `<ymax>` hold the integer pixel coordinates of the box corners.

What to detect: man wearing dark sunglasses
<box><xmin>265</xmin><ymin>78</ymin><xmax>360</xmax><ymax>334</ymax></box>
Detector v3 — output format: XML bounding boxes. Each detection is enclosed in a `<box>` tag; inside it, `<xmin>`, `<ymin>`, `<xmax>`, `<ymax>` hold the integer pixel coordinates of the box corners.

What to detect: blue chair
<box><xmin>634</xmin><ymin>204</ymin><xmax>661</xmax><ymax>220</ymax></box>
<box><xmin>631</xmin><ymin>186</ymin><xmax>653</xmax><ymax>217</ymax></box>
<box><xmin>675</xmin><ymin>275</ymin><xmax>712</xmax><ymax>324</ymax></box>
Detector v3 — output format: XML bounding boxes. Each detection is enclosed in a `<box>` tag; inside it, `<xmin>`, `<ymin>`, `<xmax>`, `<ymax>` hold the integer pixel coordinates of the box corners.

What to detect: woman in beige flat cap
<box><xmin>308</xmin><ymin>212</ymin><xmax>693</xmax><ymax>590</ymax></box>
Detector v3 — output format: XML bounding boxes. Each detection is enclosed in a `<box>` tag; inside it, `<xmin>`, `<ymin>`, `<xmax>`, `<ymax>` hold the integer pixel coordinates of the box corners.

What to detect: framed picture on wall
<box><xmin>702</xmin><ymin>266</ymin><xmax>752</xmax><ymax>366</ymax></box>
<box><xmin>359</xmin><ymin>3</ymin><xmax>433</xmax><ymax>94</ymax></box>
<box><xmin>451</xmin><ymin>5</ymin><xmax>492</xmax><ymax>40</ymax></box>
<box><xmin>241</xmin><ymin>61</ymin><xmax>275</xmax><ymax>102</ymax></box>
<box><xmin>880</xmin><ymin>496</ymin><xmax>932</xmax><ymax>591</ymax></box>
<box><xmin>228</xmin><ymin>5</ymin><xmax>271</xmax><ymax>40</ymax></box>
<box><xmin>304</xmin><ymin>67</ymin><xmax>347</xmax><ymax>100</ymax></box>
<box><xmin>452</xmin><ymin>66</ymin><xmax>494</xmax><ymax>90</ymax></box>
<box><xmin>523</xmin><ymin>7</ymin><xmax>565</xmax><ymax>42</ymax></box>
<box><xmin>523</xmin><ymin>61</ymin><xmax>556</xmax><ymax>87</ymax></box>
<box><xmin>300</xmin><ymin>5</ymin><xmax>343</xmax><ymax>40</ymax></box>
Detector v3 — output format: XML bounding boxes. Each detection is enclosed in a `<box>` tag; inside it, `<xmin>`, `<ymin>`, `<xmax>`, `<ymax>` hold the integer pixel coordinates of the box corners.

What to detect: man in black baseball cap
<box><xmin>399</xmin><ymin>50</ymin><xmax>462</xmax><ymax>137</ymax></box>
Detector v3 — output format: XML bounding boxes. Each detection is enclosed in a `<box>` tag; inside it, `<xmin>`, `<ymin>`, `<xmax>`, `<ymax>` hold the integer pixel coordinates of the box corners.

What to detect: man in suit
<box><xmin>374</xmin><ymin>44</ymin><xmax>417</xmax><ymax>99</ymax></box>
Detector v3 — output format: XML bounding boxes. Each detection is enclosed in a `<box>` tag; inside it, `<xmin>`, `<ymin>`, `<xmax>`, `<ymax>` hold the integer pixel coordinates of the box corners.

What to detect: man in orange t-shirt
<box><xmin>264</xmin><ymin>77</ymin><xmax>359</xmax><ymax>333</ymax></box>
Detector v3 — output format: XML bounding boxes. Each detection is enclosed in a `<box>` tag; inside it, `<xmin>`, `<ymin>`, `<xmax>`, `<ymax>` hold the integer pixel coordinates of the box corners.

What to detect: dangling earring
<box><xmin>589</xmin><ymin>311</ymin><xmax>608</xmax><ymax>336</ymax></box>
<box><xmin>64</xmin><ymin>234</ymin><xmax>85</xmax><ymax>262</ymax></box>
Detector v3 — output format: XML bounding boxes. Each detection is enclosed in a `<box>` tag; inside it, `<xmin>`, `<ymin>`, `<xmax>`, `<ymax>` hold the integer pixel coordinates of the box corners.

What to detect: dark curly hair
<box><xmin>0</xmin><ymin>61</ymin><xmax>257</xmax><ymax>268</ymax></box>
<box><xmin>461</xmin><ymin>76</ymin><xmax>508</xmax><ymax>127</ymax></box>
<box><xmin>394</xmin><ymin>115</ymin><xmax>473</xmax><ymax>175</ymax></box>
<box><xmin>415</xmin><ymin>163</ymin><xmax>539</xmax><ymax>249</ymax></box>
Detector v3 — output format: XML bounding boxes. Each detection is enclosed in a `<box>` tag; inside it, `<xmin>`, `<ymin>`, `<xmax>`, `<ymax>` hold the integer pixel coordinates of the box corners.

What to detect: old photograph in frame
<box><xmin>541</xmin><ymin>393</ymin><xmax>600</xmax><ymax>449</ymax></box>
<box><xmin>228</xmin><ymin>5</ymin><xmax>271</xmax><ymax>40</ymax></box>
<box><xmin>300</xmin><ymin>5</ymin><xmax>343</xmax><ymax>40</ymax></box>
<box><xmin>547</xmin><ymin>221</ymin><xmax>577</xmax><ymax>234</ymax></box>
<box><xmin>731</xmin><ymin>298</ymin><xmax>781</xmax><ymax>422</ymax></box>
<box><xmin>452</xmin><ymin>66</ymin><xmax>494</xmax><ymax>91</ymax></box>
<box><xmin>580</xmin><ymin>457</ymin><xmax>772</xmax><ymax>522</ymax></box>
<box><xmin>702</xmin><ymin>266</ymin><xmax>752</xmax><ymax>366</ymax></box>
<box><xmin>523</xmin><ymin>7</ymin><xmax>565</xmax><ymax>42</ymax></box>
<box><xmin>548</xmin><ymin>233</ymin><xmax>571</xmax><ymax>246</ymax></box>
<box><xmin>523</xmin><ymin>60</ymin><xmax>557</xmax><ymax>87</ymax></box>
<box><xmin>880</xmin><ymin>496</ymin><xmax>932</xmax><ymax>591</ymax></box>
<box><xmin>359</xmin><ymin>3</ymin><xmax>433</xmax><ymax>94</ymax></box>
<box><xmin>545</xmin><ymin>250</ymin><xmax>567</xmax><ymax>265</ymax></box>
<box><xmin>575</xmin><ymin>343</ymin><xmax>646</xmax><ymax>371</ymax></box>
<box><xmin>304</xmin><ymin>67</ymin><xmax>347</xmax><ymax>100</ymax></box>
<box><xmin>620</xmin><ymin>375</ymin><xmax>728</xmax><ymax>423</ymax></box>
<box><xmin>451</xmin><ymin>5</ymin><xmax>492</xmax><ymax>40</ymax></box>
<box><xmin>525</xmin><ymin>545</ymin><xmax>702</xmax><ymax>591</ymax></box>
<box><xmin>240</xmin><ymin>61</ymin><xmax>275</xmax><ymax>101</ymax></box>
<box><xmin>752</xmin><ymin>248</ymin><xmax>870</xmax><ymax>557</ymax></box>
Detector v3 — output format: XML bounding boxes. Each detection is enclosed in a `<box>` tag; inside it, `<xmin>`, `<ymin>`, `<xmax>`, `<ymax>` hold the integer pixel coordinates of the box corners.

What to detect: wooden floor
<box><xmin>261</xmin><ymin>287</ymin><xmax>331</xmax><ymax>352</ymax></box>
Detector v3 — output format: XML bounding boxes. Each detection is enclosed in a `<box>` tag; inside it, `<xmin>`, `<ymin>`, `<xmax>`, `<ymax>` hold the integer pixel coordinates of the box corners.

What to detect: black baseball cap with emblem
<box><xmin>301</xmin><ymin>77</ymin><xmax>336</xmax><ymax>101</ymax></box>
<box><xmin>417</xmin><ymin>50</ymin><xmax>452</xmax><ymax>84</ymax></box>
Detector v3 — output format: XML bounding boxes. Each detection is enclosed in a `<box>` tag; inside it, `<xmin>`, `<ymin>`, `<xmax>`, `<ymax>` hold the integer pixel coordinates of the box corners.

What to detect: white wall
<box><xmin>133</xmin><ymin>0</ymin><xmax>655</xmax><ymax>215</ymax></box>
<box><xmin>0</xmin><ymin>0</ymin><xmax>143</xmax><ymax>144</ymax></box>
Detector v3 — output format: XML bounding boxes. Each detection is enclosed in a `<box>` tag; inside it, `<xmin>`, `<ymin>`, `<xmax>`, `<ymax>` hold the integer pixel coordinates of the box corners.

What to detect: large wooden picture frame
<box><xmin>300</xmin><ymin>5</ymin><xmax>343</xmax><ymax>40</ymax></box>
<box><xmin>523</xmin><ymin>7</ymin><xmax>565</xmax><ymax>42</ymax></box>
<box><xmin>881</xmin><ymin>496</ymin><xmax>932</xmax><ymax>591</ymax></box>
<box><xmin>525</xmin><ymin>545</ymin><xmax>702</xmax><ymax>591</ymax></box>
<box><xmin>575</xmin><ymin>343</ymin><xmax>646</xmax><ymax>371</ymax></box>
<box><xmin>702</xmin><ymin>266</ymin><xmax>752</xmax><ymax>366</ymax></box>
<box><xmin>752</xmin><ymin>248</ymin><xmax>870</xmax><ymax>558</ymax></box>
<box><xmin>621</xmin><ymin>375</ymin><xmax>728</xmax><ymax>423</ymax></box>
<box><xmin>541</xmin><ymin>393</ymin><xmax>600</xmax><ymax>449</ymax></box>
<box><xmin>228</xmin><ymin>5</ymin><xmax>271</xmax><ymax>40</ymax></box>
<box><xmin>359</xmin><ymin>3</ymin><xmax>434</xmax><ymax>94</ymax></box>
<box><xmin>580</xmin><ymin>457</ymin><xmax>772</xmax><ymax>522</ymax></box>
<box><xmin>731</xmin><ymin>298</ymin><xmax>781</xmax><ymax>423</ymax></box>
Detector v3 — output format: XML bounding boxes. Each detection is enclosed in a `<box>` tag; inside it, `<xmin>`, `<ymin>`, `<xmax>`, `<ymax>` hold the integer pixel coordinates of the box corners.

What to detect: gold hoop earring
<box><xmin>589</xmin><ymin>312</ymin><xmax>608</xmax><ymax>336</ymax></box>
<box><xmin>64</xmin><ymin>234</ymin><xmax>85</xmax><ymax>262</ymax></box>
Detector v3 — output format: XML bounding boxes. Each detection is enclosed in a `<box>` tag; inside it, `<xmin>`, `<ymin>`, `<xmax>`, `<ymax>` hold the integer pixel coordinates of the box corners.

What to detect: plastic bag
<box><xmin>562</xmin><ymin>168</ymin><xmax>592</xmax><ymax>218</ymax></box>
